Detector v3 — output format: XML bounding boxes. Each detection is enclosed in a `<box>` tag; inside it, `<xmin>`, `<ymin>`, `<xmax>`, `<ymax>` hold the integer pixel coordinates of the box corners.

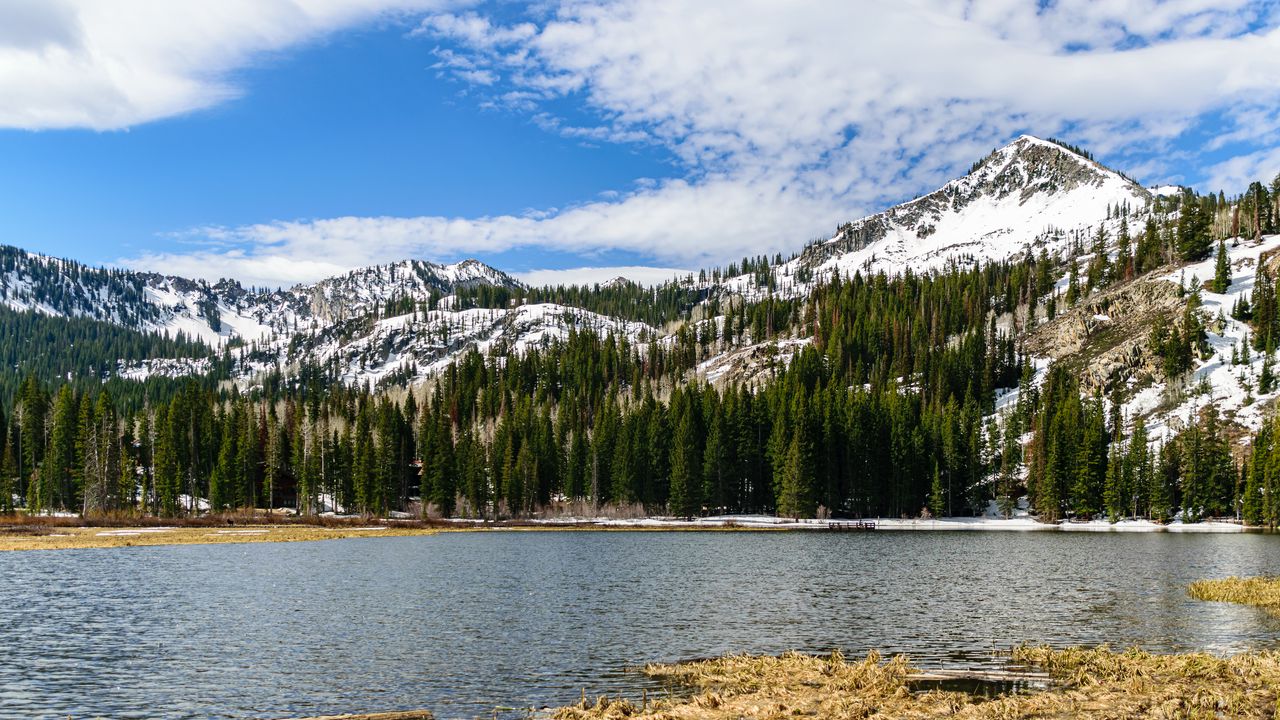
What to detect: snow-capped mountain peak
<box><xmin>794</xmin><ymin>135</ymin><xmax>1151</xmax><ymax>278</ymax></box>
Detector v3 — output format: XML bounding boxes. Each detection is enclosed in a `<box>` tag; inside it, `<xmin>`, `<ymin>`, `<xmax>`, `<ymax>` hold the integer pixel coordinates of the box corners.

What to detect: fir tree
<box><xmin>927</xmin><ymin>462</ymin><xmax>945</xmax><ymax>519</ymax></box>
<box><xmin>1212</xmin><ymin>239</ymin><xmax>1231</xmax><ymax>293</ymax></box>
<box><xmin>1115</xmin><ymin>216</ymin><xmax>1133</xmax><ymax>281</ymax></box>
<box><xmin>0</xmin><ymin>435</ymin><xmax>15</xmax><ymax>513</ymax></box>
<box><xmin>1066</xmin><ymin>259</ymin><xmax>1081</xmax><ymax>306</ymax></box>
<box><xmin>668</xmin><ymin>402</ymin><xmax>702</xmax><ymax>518</ymax></box>
<box><xmin>777</xmin><ymin>404</ymin><xmax>816</xmax><ymax>518</ymax></box>
<box><xmin>1261</xmin><ymin>341</ymin><xmax>1276</xmax><ymax>395</ymax></box>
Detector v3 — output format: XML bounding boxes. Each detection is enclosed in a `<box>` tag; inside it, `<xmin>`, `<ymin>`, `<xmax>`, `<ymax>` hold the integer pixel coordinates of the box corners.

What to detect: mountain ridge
<box><xmin>0</xmin><ymin>134</ymin><xmax>1164</xmax><ymax>390</ymax></box>
<box><xmin>791</xmin><ymin>134</ymin><xmax>1150</xmax><ymax>279</ymax></box>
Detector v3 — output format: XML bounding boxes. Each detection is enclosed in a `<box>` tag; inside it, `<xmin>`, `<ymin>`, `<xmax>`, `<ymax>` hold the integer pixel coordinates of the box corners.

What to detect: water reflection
<box><xmin>0</xmin><ymin>531</ymin><xmax>1278</xmax><ymax>719</ymax></box>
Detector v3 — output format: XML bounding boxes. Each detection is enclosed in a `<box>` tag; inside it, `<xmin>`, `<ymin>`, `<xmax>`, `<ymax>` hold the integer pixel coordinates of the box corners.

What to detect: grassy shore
<box><xmin>551</xmin><ymin>646</ymin><xmax>1280</xmax><ymax>719</ymax></box>
<box><xmin>272</xmin><ymin>707</ymin><xmax>432</xmax><ymax>712</ymax></box>
<box><xmin>0</xmin><ymin>522</ymin><xmax>441</xmax><ymax>551</ymax></box>
<box><xmin>1189</xmin><ymin>576</ymin><xmax>1280</xmax><ymax>615</ymax></box>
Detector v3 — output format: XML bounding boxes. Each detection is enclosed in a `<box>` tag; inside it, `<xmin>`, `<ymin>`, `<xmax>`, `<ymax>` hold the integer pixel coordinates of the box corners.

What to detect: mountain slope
<box><xmin>799</xmin><ymin>135</ymin><xmax>1150</xmax><ymax>276</ymax></box>
<box><xmin>0</xmin><ymin>134</ymin><xmax>1166</xmax><ymax>391</ymax></box>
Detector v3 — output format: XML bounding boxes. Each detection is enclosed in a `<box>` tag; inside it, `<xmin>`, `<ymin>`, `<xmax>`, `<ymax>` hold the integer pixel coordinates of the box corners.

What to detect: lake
<box><xmin>2</xmin><ymin>530</ymin><xmax>1279</xmax><ymax>719</ymax></box>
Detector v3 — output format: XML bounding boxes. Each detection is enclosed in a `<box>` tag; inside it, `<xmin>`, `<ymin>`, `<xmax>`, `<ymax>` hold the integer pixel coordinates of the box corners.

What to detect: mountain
<box><xmin>796</xmin><ymin>135</ymin><xmax>1148</xmax><ymax>276</ymax></box>
<box><xmin>9</xmin><ymin>133</ymin><xmax>1280</xmax><ymax>524</ymax></box>
<box><xmin>0</xmin><ymin>135</ymin><xmax>1179</xmax><ymax>391</ymax></box>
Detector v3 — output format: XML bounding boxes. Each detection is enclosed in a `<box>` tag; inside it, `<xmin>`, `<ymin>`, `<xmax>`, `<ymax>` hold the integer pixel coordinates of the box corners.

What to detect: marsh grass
<box><xmin>1189</xmin><ymin>576</ymin><xmax>1280</xmax><ymax>614</ymax></box>
<box><xmin>0</xmin><ymin>523</ymin><xmax>442</xmax><ymax>551</ymax></box>
<box><xmin>551</xmin><ymin>647</ymin><xmax>1280</xmax><ymax>719</ymax></box>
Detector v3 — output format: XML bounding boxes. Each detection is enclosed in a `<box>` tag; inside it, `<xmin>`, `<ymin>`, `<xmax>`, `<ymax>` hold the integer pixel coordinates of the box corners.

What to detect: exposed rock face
<box><xmin>296</xmin><ymin>259</ymin><xmax>522</xmax><ymax>323</ymax></box>
<box><xmin>1025</xmin><ymin>277</ymin><xmax>1184</xmax><ymax>391</ymax></box>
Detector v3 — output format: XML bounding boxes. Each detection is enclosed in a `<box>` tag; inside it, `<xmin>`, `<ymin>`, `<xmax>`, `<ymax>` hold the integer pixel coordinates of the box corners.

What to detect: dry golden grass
<box><xmin>1189</xmin><ymin>577</ymin><xmax>1280</xmax><ymax>614</ymax></box>
<box><xmin>272</xmin><ymin>707</ymin><xmax>432</xmax><ymax>712</ymax></box>
<box><xmin>0</xmin><ymin>524</ymin><xmax>441</xmax><ymax>551</ymax></box>
<box><xmin>550</xmin><ymin>647</ymin><xmax>1280</xmax><ymax>719</ymax></box>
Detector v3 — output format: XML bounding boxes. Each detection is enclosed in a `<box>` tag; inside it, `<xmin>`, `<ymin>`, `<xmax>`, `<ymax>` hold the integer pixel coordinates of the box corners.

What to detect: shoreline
<box><xmin>1</xmin><ymin>513</ymin><xmax>1265</xmax><ymax>551</ymax></box>
<box><xmin>513</xmin><ymin>514</ymin><xmax>1256</xmax><ymax>533</ymax></box>
<box><xmin>0</xmin><ymin>524</ymin><xmax>444</xmax><ymax>552</ymax></box>
<box><xmin>545</xmin><ymin>646</ymin><xmax>1280</xmax><ymax>719</ymax></box>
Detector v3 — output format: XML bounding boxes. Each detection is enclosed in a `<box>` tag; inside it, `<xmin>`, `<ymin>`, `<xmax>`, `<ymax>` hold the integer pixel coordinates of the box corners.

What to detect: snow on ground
<box><xmin>1124</xmin><ymin>234</ymin><xmax>1280</xmax><ymax>443</ymax></box>
<box><xmin>525</xmin><ymin>514</ymin><xmax>1245</xmax><ymax>532</ymax></box>
<box><xmin>177</xmin><ymin>494</ymin><xmax>210</xmax><ymax>512</ymax></box>
<box><xmin>697</xmin><ymin>336</ymin><xmax>813</xmax><ymax>385</ymax></box>
<box><xmin>811</xmin><ymin>136</ymin><xmax>1145</xmax><ymax>279</ymax></box>
<box><xmin>314</xmin><ymin>302</ymin><xmax>658</xmax><ymax>389</ymax></box>
<box><xmin>116</xmin><ymin>357</ymin><xmax>212</xmax><ymax>382</ymax></box>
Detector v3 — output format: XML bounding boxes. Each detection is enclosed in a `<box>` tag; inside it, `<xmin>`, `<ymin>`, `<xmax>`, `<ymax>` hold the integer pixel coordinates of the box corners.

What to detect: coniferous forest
<box><xmin>5</xmin><ymin>171</ymin><xmax>1280</xmax><ymax>527</ymax></box>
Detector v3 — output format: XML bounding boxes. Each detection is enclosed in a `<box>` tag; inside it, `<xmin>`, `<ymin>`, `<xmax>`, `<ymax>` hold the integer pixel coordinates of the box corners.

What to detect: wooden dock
<box><xmin>826</xmin><ymin>521</ymin><xmax>877</xmax><ymax>532</ymax></box>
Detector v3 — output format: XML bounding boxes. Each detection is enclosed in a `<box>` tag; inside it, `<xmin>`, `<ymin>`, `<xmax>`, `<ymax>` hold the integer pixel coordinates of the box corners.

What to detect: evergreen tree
<box><xmin>777</xmin><ymin>395</ymin><xmax>817</xmax><ymax>518</ymax></box>
<box><xmin>701</xmin><ymin>403</ymin><xmax>729</xmax><ymax>512</ymax></box>
<box><xmin>0</xmin><ymin>435</ymin><xmax>15</xmax><ymax>513</ymax></box>
<box><xmin>1177</xmin><ymin>192</ymin><xmax>1212</xmax><ymax>261</ymax></box>
<box><xmin>668</xmin><ymin>399</ymin><xmax>702</xmax><ymax>517</ymax></box>
<box><xmin>1115</xmin><ymin>216</ymin><xmax>1133</xmax><ymax>281</ymax></box>
<box><xmin>927</xmin><ymin>462</ymin><xmax>945</xmax><ymax>519</ymax></box>
<box><xmin>152</xmin><ymin>405</ymin><xmax>179</xmax><ymax>517</ymax></box>
<box><xmin>1212</xmin><ymin>239</ymin><xmax>1231</xmax><ymax>293</ymax></box>
<box><xmin>1066</xmin><ymin>259</ymin><xmax>1081</xmax><ymax>306</ymax></box>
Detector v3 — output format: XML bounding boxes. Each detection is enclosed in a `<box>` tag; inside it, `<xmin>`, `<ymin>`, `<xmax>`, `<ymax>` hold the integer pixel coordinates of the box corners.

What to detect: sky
<box><xmin>1</xmin><ymin>0</ymin><xmax>1280</xmax><ymax>289</ymax></box>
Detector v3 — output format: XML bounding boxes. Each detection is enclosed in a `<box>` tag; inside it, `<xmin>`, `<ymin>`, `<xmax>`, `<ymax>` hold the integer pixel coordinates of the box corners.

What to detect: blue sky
<box><xmin>1</xmin><ymin>1</ymin><xmax>1279</xmax><ymax>287</ymax></box>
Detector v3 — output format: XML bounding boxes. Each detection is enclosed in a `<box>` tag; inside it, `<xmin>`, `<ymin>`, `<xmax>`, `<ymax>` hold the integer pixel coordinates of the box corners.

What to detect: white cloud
<box><xmin>1205</xmin><ymin>147</ymin><xmax>1280</xmax><ymax>193</ymax></box>
<box><xmin>0</xmin><ymin>0</ymin><xmax>462</xmax><ymax>130</ymax></box>
<box><xmin>120</xmin><ymin>250</ymin><xmax>353</xmax><ymax>289</ymax></box>
<box><xmin>122</xmin><ymin>172</ymin><xmax>840</xmax><ymax>286</ymax></box>
<box><xmin>516</xmin><ymin>265</ymin><xmax>692</xmax><ymax>287</ymax></box>
<box><xmin>96</xmin><ymin>0</ymin><xmax>1280</xmax><ymax>285</ymax></box>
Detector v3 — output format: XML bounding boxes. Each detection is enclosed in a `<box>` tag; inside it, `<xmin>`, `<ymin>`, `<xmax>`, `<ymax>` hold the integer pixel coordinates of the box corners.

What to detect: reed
<box><xmin>551</xmin><ymin>646</ymin><xmax>1280</xmax><ymax>719</ymax></box>
<box><xmin>1189</xmin><ymin>576</ymin><xmax>1280</xmax><ymax>613</ymax></box>
<box><xmin>0</xmin><ymin>523</ymin><xmax>442</xmax><ymax>551</ymax></box>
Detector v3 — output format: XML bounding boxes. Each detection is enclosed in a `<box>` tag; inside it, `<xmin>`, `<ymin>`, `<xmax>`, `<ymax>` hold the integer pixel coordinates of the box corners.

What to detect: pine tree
<box><xmin>1212</xmin><ymin>239</ymin><xmax>1231</xmax><ymax>293</ymax></box>
<box><xmin>0</xmin><ymin>435</ymin><xmax>15</xmax><ymax>513</ymax></box>
<box><xmin>701</xmin><ymin>405</ymin><xmax>728</xmax><ymax>512</ymax></box>
<box><xmin>777</xmin><ymin>411</ymin><xmax>816</xmax><ymax>518</ymax></box>
<box><xmin>153</xmin><ymin>405</ymin><xmax>179</xmax><ymax>517</ymax></box>
<box><xmin>42</xmin><ymin>385</ymin><xmax>79</xmax><ymax>512</ymax></box>
<box><xmin>1103</xmin><ymin>444</ymin><xmax>1125</xmax><ymax>522</ymax></box>
<box><xmin>1116</xmin><ymin>216</ymin><xmax>1133</xmax><ymax>281</ymax></box>
<box><xmin>565</xmin><ymin>424</ymin><xmax>588</xmax><ymax>501</ymax></box>
<box><xmin>1243</xmin><ymin>423</ymin><xmax>1266</xmax><ymax>526</ymax></box>
<box><xmin>1177</xmin><ymin>192</ymin><xmax>1212</xmax><ymax>260</ymax></box>
<box><xmin>668</xmin><ymin>401</ymin><xmax>702</xmax><ymax>518</ymax></box>
<box><xmin>1066</xmin><ymin>259</ymin><xmax>1081</xmax><ymax>306</ymax></box>
<box><xmin>1261</xmin><ymin>341</ymin><xmax>1276</xmax><ymax>395</ymax></box>
<box><xmin>1127</xmin><ymin>417</ymin><xmax>1150</xmax><ymax>519</ymax></box>
<box><xmin>1150</xmin><ymin>442</ymin><xmax>1175</xmax><ymax>523</ymax></box>
<box><xmin>353</xmin><ymin>402</ymin><xmax>376</xmax><ymax>515</ymax></box>
<box><xmin>927</xmin><ymin>462</ymin><xmax>945</xmax><ymax>519</ymax></box>
<box><xmin>1071</xmin><ymin>396</ymin><xmax>1107</xmax><ymax>518</ymax></box>
<box><xmin>420</xmin><ymin>404</ymin><xmax>456</xmax><ymax>516</ymax></box>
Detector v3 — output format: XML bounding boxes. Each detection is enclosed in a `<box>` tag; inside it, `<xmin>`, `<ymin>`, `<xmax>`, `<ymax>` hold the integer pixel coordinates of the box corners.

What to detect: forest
<box><xmin>3</xmin><ymin>176</ymin><xmax>1280</xmax><ymax>524</ymax></box>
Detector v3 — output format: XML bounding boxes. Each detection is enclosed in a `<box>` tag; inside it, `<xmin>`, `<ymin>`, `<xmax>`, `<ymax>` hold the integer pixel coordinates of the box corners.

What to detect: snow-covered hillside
<box><xmin>799</xmin><ymin>135</ymin><xmax>1150</xmax><ymax>279</ymax></box>
<box><xmin>1126</xmin><ymin>234</ymin><xmax>1280</xmax><ymax>442</ymax></box>
<box><xmin>274</xmin><ymin>302</ymin><xmax>658</xmax><ymax>389</ymax></box>
<box><xmin>0</xmin><ymin>134</ymin><xmax>1209</xmax><ymax>399</ymax></box>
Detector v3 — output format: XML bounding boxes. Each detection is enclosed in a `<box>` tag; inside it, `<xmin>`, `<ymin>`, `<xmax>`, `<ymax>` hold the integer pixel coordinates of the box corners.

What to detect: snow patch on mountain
<box><xmin>1125</xmin><ymin>234</ymin><xmax>1280</xmax><ymax>444</ymax></box>
<box><xmin>804</xmin><ymin>136</ymin><xmax>1150</xmax><ymax>278</ymax></box>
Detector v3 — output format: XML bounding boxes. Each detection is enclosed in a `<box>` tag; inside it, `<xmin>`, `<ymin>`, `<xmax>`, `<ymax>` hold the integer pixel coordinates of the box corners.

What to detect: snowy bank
<box><xmin>523</xmin><ymin>514</ymin><xmax>1247</xmax><ymax>533</ymax></box>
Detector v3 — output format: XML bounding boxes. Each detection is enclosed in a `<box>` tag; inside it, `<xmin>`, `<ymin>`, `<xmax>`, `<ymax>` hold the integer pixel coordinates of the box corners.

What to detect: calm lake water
<box><xmin>3</xmin><ymin>531</ymin><xmax>1280</xmax><ymax>719</ymax></box>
